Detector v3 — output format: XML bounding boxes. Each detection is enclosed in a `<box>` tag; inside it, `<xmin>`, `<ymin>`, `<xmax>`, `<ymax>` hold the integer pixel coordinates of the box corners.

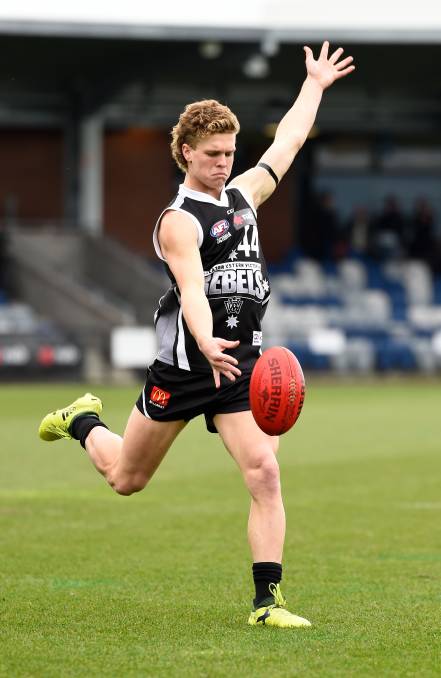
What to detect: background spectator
<box><xmin>305</xmin><ymin>190</ymin><xmax>346</xmax><ymax>261</ymax></box>
<box><xmin>407</xmin><ymin>196</ymin><xmax>436</xmax><ymax>262</ymax></box>
<box><xmin>345</xmin><ymin>204</ymin><xmax>373</xmax><ymax>257</ymax></box>
<box><xmin>372</xmin><ymin>194</ymin><xmax>407</xmax><ymax>260</ymax></box>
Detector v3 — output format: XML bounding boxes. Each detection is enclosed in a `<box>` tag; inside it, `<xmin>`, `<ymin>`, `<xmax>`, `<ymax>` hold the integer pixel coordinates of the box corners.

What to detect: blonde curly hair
<box><xmin>171</xmin><ymin>99</ymin><xmax>240</xmax><ymax>173</ymax></box>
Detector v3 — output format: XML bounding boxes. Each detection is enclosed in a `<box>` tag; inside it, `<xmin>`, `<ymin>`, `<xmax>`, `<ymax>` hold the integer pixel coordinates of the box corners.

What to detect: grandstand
<box><xmin>265</xmin><ymin>255</ymin><xmax>441</xmax><ymax>372</ymax></box>
<box><xmin>0</xmin><ymin>4</ymin><xmax>440</xmax><ymax>377</ymax></box>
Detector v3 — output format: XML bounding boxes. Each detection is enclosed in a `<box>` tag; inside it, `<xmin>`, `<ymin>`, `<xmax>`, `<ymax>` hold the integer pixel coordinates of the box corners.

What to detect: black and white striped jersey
<box><xmin>152</xmin><ymin>183</ymin><xmax>271</xmax><ymax>373</ymax></box>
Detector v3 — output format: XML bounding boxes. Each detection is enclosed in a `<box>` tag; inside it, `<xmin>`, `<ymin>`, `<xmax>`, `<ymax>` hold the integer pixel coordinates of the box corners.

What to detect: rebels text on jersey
<box><xmin>152</xmin><ymin>183</ymin><xmax>271</xmax><ymax>373</ymax></box>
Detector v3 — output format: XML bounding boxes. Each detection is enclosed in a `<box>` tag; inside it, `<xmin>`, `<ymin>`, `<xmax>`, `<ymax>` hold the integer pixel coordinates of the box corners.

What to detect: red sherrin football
<box><xmin>250</xmin><ymin>346</ymin><xmax>305</xmax><ymax>436</ymax></box>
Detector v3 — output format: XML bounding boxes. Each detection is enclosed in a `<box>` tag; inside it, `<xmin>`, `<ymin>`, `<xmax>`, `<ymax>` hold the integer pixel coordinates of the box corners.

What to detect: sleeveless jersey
<box><xmin>152</xmin><ymin>183</ymin><xmax>271</xmax><ymax>373</ymax></box>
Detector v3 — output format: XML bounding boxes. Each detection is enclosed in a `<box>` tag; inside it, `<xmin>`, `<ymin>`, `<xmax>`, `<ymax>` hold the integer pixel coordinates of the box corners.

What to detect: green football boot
<box><xmin>38</xmin><ymin>392</ymin><xmax>102</xmax><ymax>441</ymax></box>
<box><xmin>248</xmin><ymin>583</ymin><xmax>311</xmax><ymax>628</ymax></box>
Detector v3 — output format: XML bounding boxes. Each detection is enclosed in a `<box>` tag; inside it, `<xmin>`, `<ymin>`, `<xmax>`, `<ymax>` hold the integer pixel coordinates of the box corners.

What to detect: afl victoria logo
<box><xmin>210</xmin><ymin>220</ymin><xmax>230</xmax><ymax>238</ymax></box>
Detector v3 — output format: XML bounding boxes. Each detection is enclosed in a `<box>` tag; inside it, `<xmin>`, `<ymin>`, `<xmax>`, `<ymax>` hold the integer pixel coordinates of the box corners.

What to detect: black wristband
<box><xmin>257</xmin><ymin>162</ymin><xmax>279</xmax><ymax>186</ymax></box>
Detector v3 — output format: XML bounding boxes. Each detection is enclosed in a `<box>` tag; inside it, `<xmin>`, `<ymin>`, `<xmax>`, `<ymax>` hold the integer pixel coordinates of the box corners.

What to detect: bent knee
<box><xmin>111</xmin><ymin>473</ymin><xmax>148</xmax><ymax>496</ymax></box>
<box><xmin>245</xmin><ymin>456</ymin><xmax>280</xmax><ymax>494</ymax></box>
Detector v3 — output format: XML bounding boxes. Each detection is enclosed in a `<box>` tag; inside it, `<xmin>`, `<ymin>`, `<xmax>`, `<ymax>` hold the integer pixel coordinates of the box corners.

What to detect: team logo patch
<box><xmin>210</xmin><ymin>220</ymin><xmax>230</xmax><ymax>238</ymax></box>
<box><xmin>149</xmin><ymin>385</ymin><xmax>171</xmax><ymax>409</ymax></box>
<box><xmin>233</xmin><ymin>209</ymin><xmax>256</xmax><ymax>230</ymax></box>
<box><xmin>252</xmin><ymin>331</ymin><xmax>263</xmax><ymax>346</ymax></box>
<box><xmin>224</xmin><ymin>296</ymin><xmax>243</xmax><ymax>314</ymax></box>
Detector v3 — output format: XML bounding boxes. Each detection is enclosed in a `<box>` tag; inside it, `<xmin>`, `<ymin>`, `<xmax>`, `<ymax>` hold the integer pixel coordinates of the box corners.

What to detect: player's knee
<box><xmin>245</xmin><ymin>455</ymin><xmax>280</xmax><ymax>496</ymax></box>
<box><xmin>112</xmin><ymin>473</ymin><xmax>148</xmax><ymax>496</ymax></box>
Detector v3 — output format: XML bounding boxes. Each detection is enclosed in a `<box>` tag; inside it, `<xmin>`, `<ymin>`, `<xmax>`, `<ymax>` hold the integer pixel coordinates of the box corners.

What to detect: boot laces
<box><xmin>268</xmin><ymin>582</ymin><xmax>287</xmax><ymax>608</ymax></box>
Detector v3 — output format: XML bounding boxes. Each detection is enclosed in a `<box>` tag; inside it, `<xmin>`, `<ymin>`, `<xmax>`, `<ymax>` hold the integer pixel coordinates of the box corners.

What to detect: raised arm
<box><xmin>231</xmin><ymin>41</ymin><xmax>355</xmax><ymax>208</ymax></box>
<box><xmin>159</xmin><ymin>210</ymin><xmax>241</xmax><ymax>387</ymax></box>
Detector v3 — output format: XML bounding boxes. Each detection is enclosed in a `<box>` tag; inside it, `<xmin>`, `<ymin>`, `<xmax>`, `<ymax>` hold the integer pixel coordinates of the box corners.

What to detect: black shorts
<box><xmin>136</xmin><ymin>359</ymin><xmax>251</xmax><ymax>433</ymax></box>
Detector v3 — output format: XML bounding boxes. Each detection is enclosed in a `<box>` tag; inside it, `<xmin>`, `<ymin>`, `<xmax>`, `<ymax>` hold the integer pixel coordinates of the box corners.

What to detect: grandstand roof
<box><xmin>0</xmin><ymin>3</ymin><xmax>440</xmax><ymax>133</ymax></box>
<box><xmin>0</xmin><ymin>1</ymin><xmax>440</xmax><ymax>43</ymax></box>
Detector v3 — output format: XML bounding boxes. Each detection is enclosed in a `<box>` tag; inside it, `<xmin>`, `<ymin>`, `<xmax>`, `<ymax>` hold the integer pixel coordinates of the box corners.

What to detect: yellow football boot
<box><xmin>38</xmin><ymin>392</ymin><xmax>102</xmax><ymax>441</ymax></box>
<box><xmin>248</xmin><ymin>583</ymin><xmax>311</xmax><ymax>628</ymax></box>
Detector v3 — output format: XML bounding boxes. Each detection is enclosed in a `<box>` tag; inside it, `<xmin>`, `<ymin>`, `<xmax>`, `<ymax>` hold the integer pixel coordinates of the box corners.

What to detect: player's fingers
<box><xmin>218</xmin><ymin>353</ymin><xmax>239</xmax><ymax>367</ymax></box>
<box><xmin>228</xmin><ymin>365</ymin><xmax>242</xmax><ymax>376</ymax></box>
<box><xmin>213</xmin><ymin>361</ymin><xmax>236</xmax><ymax>382</ymax></box>
<box><xmin>219</xmin><ymin>338</ymin><xmax>240</xmax><ymax>348</ymax></box>
<box><xmin>335</xmin><ymin>55</ymin><xmax>354</xmax><ymax>70</ymax></box>
<box><xmin>303</xmin><ymin>45</ymin><xmax>313</xmax><ymax>60</ymax></box>
<box><xmin>216</xmin><ymin>358</ymin><xmax>241</xmax><ymax>375</ymax></box>
<box><xmin>329</xmin><ymin>47</ymin><xmax>343</xmax><ymax>64</ymax></box>
<box><xmin>212</xmin><ymin>368</ymin><xmax>221</xmax><ymax>389</ymax></box>
<box><xmin>319</xmin><ymin>40</ymin><xmax>329</xmax><ymax>60</ymax></box>
<box><xmin>334</xmin><ymin>64</ymin><xmax>355</xmax><ymax>79</ymax></box>
<box><xmin>221</xmin><ymin>368</ymin><xmax>237</xmax><ymax>382</ymax></box>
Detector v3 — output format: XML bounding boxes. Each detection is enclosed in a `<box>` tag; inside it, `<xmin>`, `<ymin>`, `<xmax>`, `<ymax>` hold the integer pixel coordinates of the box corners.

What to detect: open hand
<box><xmin>304</xmin><ymin>41</ymin><xmax>355</xmax><ymax>90</ymax></box>
<box><xmin>198</xmin><ymin>337</ymin><xmax>241</xmax><ymax>388</ymax></box>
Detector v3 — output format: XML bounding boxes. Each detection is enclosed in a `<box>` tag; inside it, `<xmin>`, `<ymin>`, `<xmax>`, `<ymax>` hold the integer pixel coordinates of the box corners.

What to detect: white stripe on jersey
<box><xmin>179</xmin><ymin>184</ymin><xmax>229</xmax><ymax>206</ymax></box>
<box><xmin>153</xmin><ymin>195</ymin><xmax>203</xmax><ymax>262</ymax></box>
<box><xmin>176</xmin><ymin>307</ymin><xmax>190</xmax><ymax>371</ymax></box>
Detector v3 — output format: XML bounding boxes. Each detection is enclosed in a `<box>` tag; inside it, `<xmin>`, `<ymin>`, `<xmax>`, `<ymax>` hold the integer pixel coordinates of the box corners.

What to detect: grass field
<box><xmin>1</xmin><ymin>379</ymin><xmax>441</xmax><ymax>677</ymax></box>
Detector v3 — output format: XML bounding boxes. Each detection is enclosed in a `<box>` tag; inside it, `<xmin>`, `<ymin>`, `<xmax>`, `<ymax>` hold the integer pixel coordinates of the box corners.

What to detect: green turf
<box><xmin>1</xmin><ymin>380</ymin><xmax>441</xmax><ymax>677</ymax></box>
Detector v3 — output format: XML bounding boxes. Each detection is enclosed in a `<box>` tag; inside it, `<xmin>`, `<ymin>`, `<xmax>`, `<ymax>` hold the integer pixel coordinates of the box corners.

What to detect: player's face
<box><xmin>183</xmin><ymin>133</ymin><xmax>236</xmax><ymax>197</ymax></box>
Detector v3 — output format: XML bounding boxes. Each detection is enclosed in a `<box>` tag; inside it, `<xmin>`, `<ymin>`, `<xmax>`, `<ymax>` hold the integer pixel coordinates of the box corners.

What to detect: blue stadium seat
<box><xmin>376</xmin><ymin>340</ymin><xmax>418</xmax><ymax>371</ymax></box>
<box><xmin>267</xmin><ymin>254</ymin><xmax>440</xmax><ymax>373</ymax></box>
<box><xmin>286</xmin><ymin>343</ymin><xmax>331</xmax><ymax>371</ymax></box>
<box><xmin>280</xmin><ymin>294</ymin><xmax>341</xmax><ymax>307</ymax></box>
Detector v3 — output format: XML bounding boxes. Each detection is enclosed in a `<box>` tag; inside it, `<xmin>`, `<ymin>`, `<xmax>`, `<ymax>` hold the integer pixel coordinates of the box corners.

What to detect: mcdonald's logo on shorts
<box><xmin>149</xmin><ymin>385</ymin><xmax>171</xmax><ymax>409</ymax></box>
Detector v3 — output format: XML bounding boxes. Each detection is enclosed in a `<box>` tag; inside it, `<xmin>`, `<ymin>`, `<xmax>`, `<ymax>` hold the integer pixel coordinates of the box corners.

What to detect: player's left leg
<box><xmin>213</xmin><ymin>410</ymin><xmax>311</xmax><ymax>628</ymax></box>
<box><xmin>215</xmin><ymin>410</ymin><xmax>283</xmax><ymax>562</ymax></box>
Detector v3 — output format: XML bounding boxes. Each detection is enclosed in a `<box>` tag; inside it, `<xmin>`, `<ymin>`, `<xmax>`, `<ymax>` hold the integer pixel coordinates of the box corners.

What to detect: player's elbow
<box><xmin>288</xmin><ymin>134</ymin><xmax>306</xmax><ymax>155</ymax></box>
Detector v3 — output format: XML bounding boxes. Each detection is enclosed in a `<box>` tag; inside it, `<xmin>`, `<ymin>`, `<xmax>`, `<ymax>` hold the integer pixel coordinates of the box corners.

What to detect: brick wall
<box><xmin>0</xmin><ymin>129</ymin><xmax>63</xmax><ymax>222</ymax></box>
<box><xmin>257</xmin><ymin>167</ymin><xmax>296</xmax><ymax>262</ymax></box>
<box><xmin>104</xmin><ymin>128</ymin><xmax>175</xmax><ymax>257</ymax></box>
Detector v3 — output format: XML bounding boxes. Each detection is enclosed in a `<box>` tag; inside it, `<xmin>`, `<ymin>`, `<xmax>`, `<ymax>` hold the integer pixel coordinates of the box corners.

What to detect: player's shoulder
<box><xmin>229</xmin><ymin>163</ymin><xmax>279</xmax><ymax>210</ymax></box>
<box><xmin>226</xmin><ymin>181</ymin><xmax>257</xmax><ymax>214</ymax></box>
<box><xmin>160</xmin><ymin>208</ymin><xmax>199</xmax><ymax>236</ymax></box>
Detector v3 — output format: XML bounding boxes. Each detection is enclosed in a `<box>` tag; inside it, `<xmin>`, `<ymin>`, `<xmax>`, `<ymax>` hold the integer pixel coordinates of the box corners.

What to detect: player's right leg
<box><xmin>86</xmin><ymin>407</ymin><xmax>185</xmax><ymax>495</ymax></box>
<box><xmin>38</xmin><ymin>392</ymin><xmax>185</xmax><ymax>495</ymax></box>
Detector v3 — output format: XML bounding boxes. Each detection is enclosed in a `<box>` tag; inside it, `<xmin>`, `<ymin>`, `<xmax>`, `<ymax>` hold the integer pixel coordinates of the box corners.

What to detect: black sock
<box><xmin>70</xmin><ymin>414</ymin><xmax>108</xmax><ymax>449</ymax></box>
<box><xmin>252</xmin><ymin>561</ymin><xmax>282</xmax><ymax>608</ymax></box>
